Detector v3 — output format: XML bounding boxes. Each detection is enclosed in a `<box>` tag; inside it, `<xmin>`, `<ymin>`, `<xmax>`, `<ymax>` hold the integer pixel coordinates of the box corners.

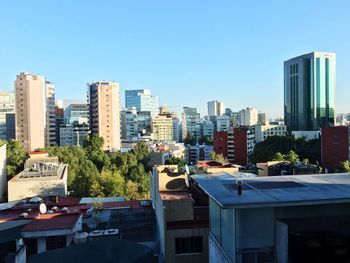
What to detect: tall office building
<box><xmin>64</xmin><ymin>104</ymin><xmax>88</xmax><ymax>125</ymax></box>
<box><xmin>15</xmin><ymin>72</ymin><xmax>45</xmax><ymax>152</ymax></box>
<box><xmin>238</xmin><ymin>107</ymin><xmax>258</xmax><ymax>126</ymax></box>
<box><xmin>60</xmin><ymin>103</ymin><xmax>89</xmax><ymax>147</ymax></box>
<box><xmin>208</xmin><ymin>100</ymin><xmax>225</xmax><ymax>117</ymax></box>
<box><xmin>55</xmin><ymin>105</ymin><xmax>64</xmax><ymax>146</ymax></box>
<box><xmin>125</xmin><ymin>89</ymin><xmax>159</xmax><ymax>117</ymax></box>
<box><xmin>182</xmin><ymin>107</ymin><xmax>201</xmax><ymax>141</ymax></box>
<box><xmin>45</xmin><ymin>80</ymin><xmax>56</xmax><ymax>146</ymax></box>
<box><xmin>88</xmin><ymin>81</ymin><xmax>120</xmax><ymax>151</ymax></box>
<box><xmin>0</xmin><ymin>92</ymin><xmax>15</xmax><ymax>140</ymax></box>
<box><xmin>284</xmin><ymin>52</ymin><xmax>336</xmax><ymax>131</ymax></box>
<box><xmin>152</xmin><ymin>115</ymin><xmax>173</xmax><ymax>142</ymax></box>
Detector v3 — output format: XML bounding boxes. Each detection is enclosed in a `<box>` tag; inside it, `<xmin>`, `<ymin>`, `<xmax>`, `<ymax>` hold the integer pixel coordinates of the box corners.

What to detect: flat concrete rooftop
<box><xmin>192</xmin><ymin>173</ymin><xmax>350</xmax><ymax>208</ymax></box>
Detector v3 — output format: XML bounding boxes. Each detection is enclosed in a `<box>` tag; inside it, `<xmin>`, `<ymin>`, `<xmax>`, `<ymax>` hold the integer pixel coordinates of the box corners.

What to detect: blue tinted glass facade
<box><xmin>125</xmin><ymin>89</ymin><xmax>159</xmax><ymax>117</ymax></box>
<box><xmin>284</xmin><ymin>52</ymin><xmax>335</xmax><ymax>131</ymax></box>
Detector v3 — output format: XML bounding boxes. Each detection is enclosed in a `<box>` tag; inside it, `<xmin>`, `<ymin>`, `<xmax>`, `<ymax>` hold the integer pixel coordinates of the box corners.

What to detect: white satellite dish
<box><xmin>185</xmin><ymin>165</ymin><xmax>190</xmax><ymax>175</ymax></box>
<box><xmin>39</xmin><ymin>203</ymin><xmax>47</xmax><ymax>214</ymax></box>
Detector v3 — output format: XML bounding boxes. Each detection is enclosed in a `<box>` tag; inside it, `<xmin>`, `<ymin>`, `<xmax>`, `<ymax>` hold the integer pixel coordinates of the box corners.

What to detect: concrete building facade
<box><xmin>238</xmin><ymin>108</ymin><xmax>258</xmax><ymax>126</ymax></box>
<box><xmin>88</xmin><ymin>81</ymin><xmax>120</xmax><ymax>151</ymax></box>
<box><xmin>321</xmin><ymin>126</ymin><xmax>349</xmax><ymax>171</ymax></box>
<box><xmin>208</xmin><ymin>100</ymin><xmax>224</xmax><ymax>117</ymax></box>
<box><xmin>8</xmin><ymin>153</ymin><xmax>68</xmax><ymax>201</ymax></box>
<box><xmin>15</xmin><ymin>72</ymin><xmax>45</xmax><ymax>152</ymax></box>
<box><xmin>182</xmin><ymin>107</ymin><xmax>201</xmax><ymax>141</ymax></box>
<box><xmin>152</xmin><ymin>115</ymin><xmax>173</xmax><ymax>142</ymax></box>
<box><xmin>255</xmin><ymin>123</ymin><xmax>287</xmax><ymax>143</ymax></box>
<box><xmin>195</xmin><ymin>173</ymin><xmax>350</xmax><ymax>263</ymax></box>
<box><xmin>45</xmin><ymin>80</ymin><xmax>56</xmax><ymax>146</ymax></box>
<box><xmin>0</xmin><ymin>144</ymin><xmax>6</xmax><ymax>202</ymax></box>
<box><xmin>0</xmin><ymin>92</ymin><xmax>15</xmax><ymax>140</ymax></box>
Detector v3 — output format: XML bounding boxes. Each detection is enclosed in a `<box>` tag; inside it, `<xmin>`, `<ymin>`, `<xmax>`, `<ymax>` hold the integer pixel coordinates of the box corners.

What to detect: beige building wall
<box><xmin>89</xmin><ymin>82</ymin><xmax>120</xmax><ymax>151</ymax></box>
<box><xmin>7</xmin><ymin>165</ymin><xmax>68</xmax><ymax>201</ymax></box>
<box><xmin>0</xmin><ymin>144</ymin><xmax>6</xmax><ymax>202</ymax></box>
<box><xmin>152</xmin><ymin>115</ymin><xmax>173</xmax><ymax>142</ymax></box>
<box><xmin>15</xmin><ymin>72</ymin><xmax>45</xmax><ymax>152</ymax></box>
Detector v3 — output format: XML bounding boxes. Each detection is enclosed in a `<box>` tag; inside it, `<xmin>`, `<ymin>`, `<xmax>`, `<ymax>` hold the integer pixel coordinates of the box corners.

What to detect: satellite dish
<box><xmin>185</xmin><ymin>165</ymin><xmax>190</xmax><ymax>175</ymax></box>
<box><xmin>39</xmin><ymin>203</ymin><xmax>47</xmax><ymax>214</ymax></box>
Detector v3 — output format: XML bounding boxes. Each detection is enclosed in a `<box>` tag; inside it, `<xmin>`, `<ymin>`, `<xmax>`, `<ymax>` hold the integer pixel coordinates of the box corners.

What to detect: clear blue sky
<box><xmin>0</xmin><ymin>1</ymin><xmax>349</xmax><ymax>118</ymax></box>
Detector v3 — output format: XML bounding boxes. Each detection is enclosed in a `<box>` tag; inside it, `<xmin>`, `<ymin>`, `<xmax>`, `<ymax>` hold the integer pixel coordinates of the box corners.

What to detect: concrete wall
<box><xmin>165</xmin><ymin>200</ymin><xmax>194</xmax><ymax>222</ymax></box>
<box><xmin>166</xmin><ymin>228</ymin><xmax>209</xmax><ymax>263</ymax></box>
<box><xmin>8</xmin><ymin>165</ymin><xmax>67</xmax><ymax>202</ymax></box>
<box><xmin>0</xmin><ymin>144</ymin><xmax>6</xmax><ymax>202</ymax></box>
<box><xmin>209</xmin><ymin>233</ymin><xmax>231</xmax><ymax>263</ymax></box>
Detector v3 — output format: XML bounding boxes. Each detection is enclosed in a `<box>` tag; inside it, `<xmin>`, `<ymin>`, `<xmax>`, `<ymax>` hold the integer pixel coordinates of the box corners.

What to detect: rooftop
<box><xmin>27</xmin><ymin>237</ymin><xmax>154</xmax><ymax>263</ymax></box>
<box><xmin>159</xmin><ymin>191</ymin><xmax>192</xmax><ymax>201</ymax></box>
<box><xmin>9</xmin><ymin>164</ymin><xmax>67</xmax><ymax>182</ymax></box>
<box><xmin>193</xmin><ymin>173</ymin><xmax>350</xmax><ymax>209</ymax></box>
<box><xmin>22</xmin><ymin>213</ymin><xmax>81</xmax><ymax>232</ymax></box>
<box><xmin>197</xmin><ymin>160</ymin><xmax>238</xmax><ymax>168</ymax></box>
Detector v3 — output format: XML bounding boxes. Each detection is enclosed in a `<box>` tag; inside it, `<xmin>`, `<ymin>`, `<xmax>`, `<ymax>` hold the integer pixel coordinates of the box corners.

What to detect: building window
<box><xmin>175</xmin><ymin>236</ymin><xmax>203</xmax><ymax>255</ymax></box>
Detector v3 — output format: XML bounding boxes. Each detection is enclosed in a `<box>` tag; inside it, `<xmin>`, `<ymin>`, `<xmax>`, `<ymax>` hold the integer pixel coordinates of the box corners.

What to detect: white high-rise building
<box><xmin>208</xmin><ymin>100</ymin><xmax>225</xmax><ymax>117</ymax></box>
<box><xmin>239</xmin><ymin>107</ymin><xmax>258</xmax><ymax>126</ymax></box>
<box><xmin>88</xmin><ymin>81</ymin><xmax>121</xmax><ymax>151</ymax></box>
<box><xmin>45</xmin><ymin>80</ymin><xmax>56</xmax><ymax>146</ymax></box>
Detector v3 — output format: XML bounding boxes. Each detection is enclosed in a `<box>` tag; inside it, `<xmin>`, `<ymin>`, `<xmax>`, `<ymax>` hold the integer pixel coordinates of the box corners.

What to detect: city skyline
<box><xmin>1</xmin><ymin>1</ymin><xmax>350</xmax><ymax>118</ymax></box>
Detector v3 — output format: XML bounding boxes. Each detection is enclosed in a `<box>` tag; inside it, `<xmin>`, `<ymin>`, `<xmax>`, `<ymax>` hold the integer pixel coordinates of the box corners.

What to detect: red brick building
<box><xmin>213</xmin><ymin>131</ymin><xmax>228</xmax><ymax>157</ymax></box>
<box><xmin>321</xmin><ymin>126</ymin><xmax>349</xmax><ymax>171</ymax></box>
<box><xmin>233</xmin><ymin>126</ymin><xmax>255</xmax><ymax>166</ymax></box>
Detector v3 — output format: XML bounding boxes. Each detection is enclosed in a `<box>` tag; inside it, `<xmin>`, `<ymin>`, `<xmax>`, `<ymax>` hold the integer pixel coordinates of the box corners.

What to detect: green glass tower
<box><xmin>284</xmin><ymin>52</ymin><xmax>336</xmax><ymax>131</ymax></box>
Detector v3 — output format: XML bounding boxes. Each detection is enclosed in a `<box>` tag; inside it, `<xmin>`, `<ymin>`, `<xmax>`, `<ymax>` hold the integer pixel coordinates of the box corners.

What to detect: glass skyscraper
<box><xmin>125</xmin><ymin>89</ymin><xmax>159</xmax><ymax>118</ymax></box>
<box><xmin>284</xmin><ymin>52</ymin><xmax>336</xmax><ymax>131</ymax></box>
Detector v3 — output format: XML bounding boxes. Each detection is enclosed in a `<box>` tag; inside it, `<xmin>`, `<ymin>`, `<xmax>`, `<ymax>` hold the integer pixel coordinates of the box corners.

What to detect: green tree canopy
<box><xmin>6</xmin><ymin>139</ymin><xmax>28</xmax><ymax>178</ymax></box>
<box><xmin>210</xmin><ymin>152</ymin><xmax>225</xmax><ymax>162</ymax></box>
<box><xmin>251</xmin><ymin>135</ymin><xmax>320</xmax><ymax>164</ymax></box>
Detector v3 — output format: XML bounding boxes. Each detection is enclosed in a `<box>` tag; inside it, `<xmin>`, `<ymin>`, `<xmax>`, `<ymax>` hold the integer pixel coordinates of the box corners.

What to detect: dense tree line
<box><xmin>2</xmin><ymin>136</ymin><xmax>151</xmax><ymax>200</ymax></box>
<box><xmin>251</xmin><ymin>135</ymin><xmax>321</xmax><ymax>164</ymax></box>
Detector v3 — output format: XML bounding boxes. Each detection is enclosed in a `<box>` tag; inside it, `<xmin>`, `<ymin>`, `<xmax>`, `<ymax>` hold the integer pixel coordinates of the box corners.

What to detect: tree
<box><xmin>71</xmin><ymin>159</ymin><xmax>100</xmax><ymax>197</ymax></box>
<box><xmin>83</xmin><ymin>134</ymin><xmax>110</xmax><ymax>171</ymax></box>
<box><xmin>198</xmin><ymin>136</ymin><xmax>213</xmax><ymax>145</ymax></box>
<box><xmin>184</xmin><ymin>132</ymin><xmax>196</xmax><ymax>146</ymax></box>
<box><xmin>251</xmin><ymin>135</ymin><xmax>320</xmax><ymax>164</ymax></box>
<box><xmin>336</xmin><ymin>160</ymin><xmax>350</xmax><ymax>173</ymax></box>
<box><xmin>285</xmin><ymin>150</ymin><xmax>299</xmax><ymax>164</ymax></box>
<box><xmin>165</xmin><ymin>156</ymin><xmax>185</xmax><ymax>168</ymax></box>
<box><xmin>125</xmin><ymin>180</ymin><xmax>139</xmax><ymax>200</ymax></box>
<box><xmin>6</xmin><ymin>139</ymin><xmax>28</xmax><ymax>179</ymax></box>
<box><xmin>99</xmin><ymin>169</ymin><xmax>125</xmax><ymax>197</ymax></box>
<box><xmin>273</xmin><ymin>152</ymin><xmax>285</xmax><ymax>161</ymax></box>
<box><xmin>210</xmin><ymin>152</ymin><xmax>225</xmax><ymax>162</ymax></box>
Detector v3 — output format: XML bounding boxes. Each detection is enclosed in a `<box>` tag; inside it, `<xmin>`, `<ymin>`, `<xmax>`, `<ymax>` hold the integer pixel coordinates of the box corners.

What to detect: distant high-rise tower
<box><xmin>45</xmin><ymin>80</ymin><xmax>56</xmax><ymax>146</ymax></box>
<box><xmin>238</xmin><ymin>108</ymin><xmax>258</xmax><ymax>126</ymax></box>
<box><xmin>15</xmin><ymin>72</ymin><xmax>45</xmax><ymax>152</ymax></box>
<box><xmin>88</xmin><ymin>81</ymin><xmax>120</xmax><ymax>151</ymax></box>
<box><xmin>182</xmin><ymin>107</ymin><xmax>201</xmax><ymax>141</ymax></box>
<box><xmin>0</xmin><ymin>91</ymin><xmax>15</xmax><ymax>140</ymax></box>
<box><xmin>284</xmin><ymin>52</ymin><xmax>336</xmax><ymax>131</ymax></box>
<box><xmin>125</xmin><ymin>89</ymin><xmax>159</xmax><ymax>117</ymax></box>
<box><xmin>207</xmin><ymin>100</ymin><xmax>224</xmax><ymax>117</ymax></box>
